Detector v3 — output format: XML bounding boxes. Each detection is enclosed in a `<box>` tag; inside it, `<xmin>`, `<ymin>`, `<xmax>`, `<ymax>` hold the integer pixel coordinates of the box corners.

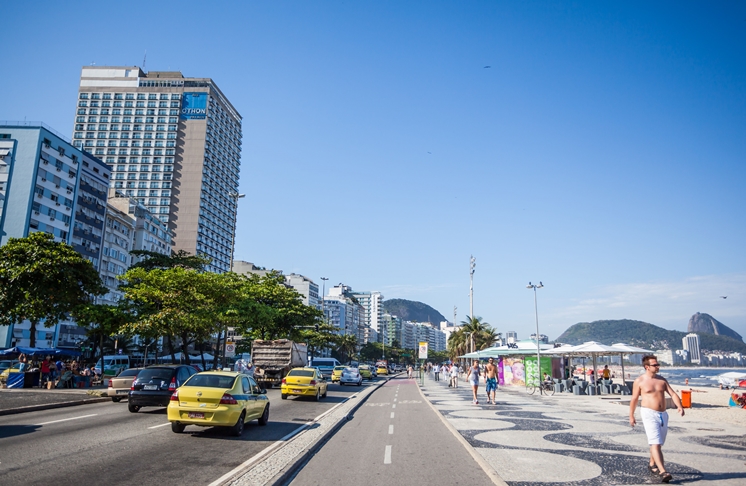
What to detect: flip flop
<box><xmin>659</xmin><ymin>471</ymin><xmax>672</xmax><ymax>483</ymax></box>
<box><xmin>647</xmin><ymin>464</ymin><xmax>659</xmax><ymax>474</ymax></box>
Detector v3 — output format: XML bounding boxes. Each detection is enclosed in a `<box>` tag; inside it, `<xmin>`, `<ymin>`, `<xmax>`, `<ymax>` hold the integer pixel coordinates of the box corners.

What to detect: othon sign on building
<box><xmin>181</xmin><ymin>92</ymin><xmax>208</xmax><ymax>120</ymax></box>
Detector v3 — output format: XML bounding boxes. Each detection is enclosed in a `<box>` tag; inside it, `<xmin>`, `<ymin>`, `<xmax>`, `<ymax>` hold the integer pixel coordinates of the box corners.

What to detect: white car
<box><xmin>339</xmin><ymin>367</ymin><xmax>362</xmax><ymax>386</ymax></box>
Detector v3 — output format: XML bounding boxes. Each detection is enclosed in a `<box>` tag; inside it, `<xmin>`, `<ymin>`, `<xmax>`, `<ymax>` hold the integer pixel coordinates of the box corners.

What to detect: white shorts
<box><xmin>640</xmin><ymin>407</ymin><xmax>669</xmax><ymax>445</ymax></box>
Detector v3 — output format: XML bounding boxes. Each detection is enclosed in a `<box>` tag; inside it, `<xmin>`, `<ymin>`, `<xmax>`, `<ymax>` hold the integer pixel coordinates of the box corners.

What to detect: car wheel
<box><xmin>322</xmin><ymin>387</ymin><xmax>327</xmax><ymax>398</ymax></box>
<box><xmin>171</xmin><ymin>422</ymin><xmax>185</xmax><ymax>434</ymax></box>
<box><xmin>128</xmin><ymin>403</ymin><xmax>141</xmax><ymax>413</ymax></box>
<box><xmin>315</xmin><ymin>389</ymin><xmax>321</xmax><ymax>401</ymax></box>
<box><xmin>357</xmin><ymin>380</ymin><xmax>362</xmax><ymax>386</ymax></box>
<box><xmin>230</xmin><ymin>412</ymin><xmax>246</xmax><ymax>437</ymax></box>
<box><xmin>258</xmin><ymin>405</ymin><xmax>269</xmax><ymax>426</ymax></box>
<box><xmin>281</xmin><ymin>393</ymin><xmax>288</xmax><ymax>400</ymax></box>
<box><xmin>112</xmin><ymin>397</ymin><xmax>122</xmax><ymax>402</ymax></box>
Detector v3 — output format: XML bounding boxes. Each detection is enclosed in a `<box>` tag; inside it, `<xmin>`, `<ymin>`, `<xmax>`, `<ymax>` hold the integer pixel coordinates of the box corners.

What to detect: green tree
<box><xmin>336</xmin><ymin>334</ymin><xmax>358</xmax><ymax>363</ymax></box>
<box><xmin>74</xmin><ymin>302</ymin><xmax>133</xmax><ymax>368</ymax></box>
<box><xmin>0</xmin><ymin>232</ymin><xmax>106</xmax><ymax>347</ymax></box>
<box><xmin>128</xmin><ymin>249</ymin><xmax>209</xmax><ymax>272</ymax></box>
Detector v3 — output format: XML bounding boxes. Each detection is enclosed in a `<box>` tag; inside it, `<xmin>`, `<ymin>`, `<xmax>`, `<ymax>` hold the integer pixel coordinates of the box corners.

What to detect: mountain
<box><xmin>688</xmin><ymin>312</ymin><xmax>743</xmax><ymax>342</ymax></box>
<box><xmin>382</xmin><ymin>299</ymin><xmax>446</xmax><ymax>324</ymax></box>
<box><xmin>556</xmin><ymin>319</ymin><xmax>746</xmax><ymax>354</ymax></box>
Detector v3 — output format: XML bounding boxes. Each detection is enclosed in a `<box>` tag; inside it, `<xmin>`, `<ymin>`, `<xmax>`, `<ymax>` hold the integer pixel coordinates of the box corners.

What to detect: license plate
<box><xmin>117</xmin><ymin>390</ymin><xmax>129</xmax><ymax>394</ymax></box>
<box><xmin>188</xmin><ymin>412</ymin><xmax>204</xmax><ymax>419</ymax></box>
<box><xmin>292</xmin><ymin>389</ymin><xmax>302</xmax><ymax>393</ymax></box>
<box><xmin>143</xmin><ymin>385</ymin><xmax>158</xmax><ymax>390</ymax></box>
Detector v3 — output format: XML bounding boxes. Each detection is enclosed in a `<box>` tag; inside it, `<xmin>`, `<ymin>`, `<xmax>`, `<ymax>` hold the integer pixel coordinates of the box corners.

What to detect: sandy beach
<box><xmin>670</xmin><ymin>384</ymin><xmax>746</xmax><ymax>427</ymax></box>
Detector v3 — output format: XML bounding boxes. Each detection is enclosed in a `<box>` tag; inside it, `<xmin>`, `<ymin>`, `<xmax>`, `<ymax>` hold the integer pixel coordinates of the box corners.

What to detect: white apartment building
<box><xmin>108</xmin><ymin>189</ymin><xmax>172</xmax><ymax>261</ymax></box>
<box><xmin>325</xmin><ymin>284</ymin><xmax>368</xmax><ymax>345</ymax></box>
<box><xmin>506</xmin><ymin>331</ymin><xmax>518</xmax><ymax>344</ymax></box>
<box><xmin>683</xmin><ymin>333</ymin><xmax>701</xmax><ymax>364</ymax></box>
<box><xmin>285</xmin><ymin>273</ymin><xmax>320</xmax><ymax>309</ymax></box>
<box><xmin>72</xmin><ymin>67</ymin><xmax>242</xmax><ymax>274</ymax></box>
<box><xmin>350</xmin><ymin>290</ymin><xmax>384</xmax><ymax>335</ymax></box>
<box><xmin>98</xmin><ymin>203</ymin><xmax>135</xmax><ymax>306</ymax></box>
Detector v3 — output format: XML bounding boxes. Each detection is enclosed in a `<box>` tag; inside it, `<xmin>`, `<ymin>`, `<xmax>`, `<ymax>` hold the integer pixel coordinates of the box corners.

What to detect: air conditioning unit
<box><xmin>64</xmin><ymin>223</ymin><xmax>69</xmax><ymax>227</ymax></box>
<box><xmin>35</xmin><ymin>193</ymin><xmax>41</xmax><ymax>198</ymax></box>
<box><xmin>55</xmin><ymin>184</ymin><xmax>60</xmax><ymax>188</ymax></box>
<box><xmin>34</xmin><ymin>211</ymin><xmax>40</xmax><ymax>215</ymax></box>
<box><xmin>65</xmin><ymin>206</ymin><xmax>71</xmax><ymax>211</ymax></box>
<box><xmin>42</xmin><ymin>159</ymin><xmax>48</xmax><ymax>164</ymax></box>
<box><xmin>50</xmin><ymin>218</ymin><xmax>55</xmax><ymax>221</ymax></box>
<box><xmin>56</xmin><ymin>202</ymin><xmax>60</xmax><ymax>206</ymax></box>
<box><xmin>56</xmin><ymin>167</ymin><xmax>61</xmax><ymax>172</ymax></box>
<box><xmin>41</xmin><ymin>178</ymin><xmax>46</xmax><ymax>182</ymax></box>
<box><xmin>67</xmin><ymin>190</ymin><xmax>72</xmax><ymax>194</ymax></box>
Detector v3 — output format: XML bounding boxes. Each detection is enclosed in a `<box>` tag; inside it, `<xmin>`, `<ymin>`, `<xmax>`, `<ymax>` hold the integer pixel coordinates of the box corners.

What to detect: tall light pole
<box><xmin>469</xmin><ymin>256</ymin><xmax>476</xmax><ymax>318</ymax></box>
<box><xmin>527</xmin><ymin>281</ymin><xmax>544</xmax><ymax>394</ymax></box>
<box><xmin>317</xmin><ymin>277</ymin><xmax>328</xmax><ymax>362</ymax></box>
<box><xmin>221</xmin><ymin>192</ymin><xmax>244</xmax><ymax>369</ymax></box>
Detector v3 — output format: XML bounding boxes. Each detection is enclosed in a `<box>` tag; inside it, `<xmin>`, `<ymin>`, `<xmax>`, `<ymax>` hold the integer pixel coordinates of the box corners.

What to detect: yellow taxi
<box><xmin>281</xmin><ymin>367</ymin><xmax>328</xmax><ymax>401</ymax></box>
<box><xmin>167</xmin><ymin>371</ymin><xmax>269</xmax><ymax>436</ymax></box>
<box><xmin>358</xmin><ymin>365</ymin><xmax>373</xmax><ymax>380</ymax></box>
<box><xmin>376</xmin><ymin>365</ymin><xmax>388</xmax><ymax>375</ymax></box>
<box><xmin>331</xmin><ymin>365</ymin><xmax>346</xmax><ymax>383</ymax></box>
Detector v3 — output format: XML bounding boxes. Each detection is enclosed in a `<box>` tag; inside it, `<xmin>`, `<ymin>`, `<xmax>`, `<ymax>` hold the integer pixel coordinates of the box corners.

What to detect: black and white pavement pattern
<box><xmin>421</xmin><ymin>375</ymin><xmax>746</xmax><ymax>485</ymax></box>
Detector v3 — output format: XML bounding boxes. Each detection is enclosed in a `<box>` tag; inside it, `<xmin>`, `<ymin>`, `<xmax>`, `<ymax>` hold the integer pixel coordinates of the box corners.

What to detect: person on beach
<box><xmin>485</xmin><ymin>357</ymin><xmax>498</xmax><ymax>404</ymax></box>
<box><xmin>468</xmin><ymin>360</ymin><xmax>481</xmax><ymax>404</ymax></box>
<box><xmin>602</xmin><ymin>365</ymin><xmax>611</xmax><ymax>380</ymax></box>
<box><xmin>629</xmin><ymin>355</ymin><xmax>684</xmax><ymax>484</ymax></box>
<box><xmin>407</xmin><ymin>364</ymin><xmax>413</xmax><ymax>379</ymax></box>
<box><xmin>433</xmin><ymin>363</ymin><xmax>440</xmax><ymax>381</ymax></box>
<box><xmin>450</xmin><ymin>362</ymin><xmax>459</xmax><ymax>388</ymax></box>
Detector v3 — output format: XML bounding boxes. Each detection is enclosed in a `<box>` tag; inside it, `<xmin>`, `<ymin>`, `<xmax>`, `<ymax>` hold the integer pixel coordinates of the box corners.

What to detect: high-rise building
<box><xmin>285</xmin><ymin>273</ymin><xmax>320</xmax><ymax>309</ymax></box>
<box><xmin>0</xmin><ymin>122</ymin><xmax>111</xmax><ymax>348</ymax></box>
<box><xmin>683</xmin><ymin>333</ymin><xmax>701</xmax><ymax>364</ymax></box>
<box><xmin>72</xmin><ymin>67</ymin><xmax>242</xmax><ymax>273</ymax></box>
<box><xmin>506</xmin><ymin>331</ymin><xmax>518</xmax><ymax>344</ymax></box>
<box><xmin>350</xmin><ymin>290</ymin><xmax>384</xmax><ymax>335</ymax></box>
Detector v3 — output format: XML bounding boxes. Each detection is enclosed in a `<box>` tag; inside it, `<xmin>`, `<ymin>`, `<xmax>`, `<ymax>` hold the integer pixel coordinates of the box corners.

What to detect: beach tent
<box><xmin>717</xmin><ymin>372</ymin><xmax>746</xmax><ymax>388</ymax></box>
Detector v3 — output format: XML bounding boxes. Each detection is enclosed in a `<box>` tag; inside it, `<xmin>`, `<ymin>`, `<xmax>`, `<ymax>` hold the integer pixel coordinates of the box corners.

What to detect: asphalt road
<box><xmin>289</xmin><ymin>375</ymin><xmax>494</xmax><ymax>486</ymax></box>
<box><xmin>0</xmin><ymin>379</ymin><xmax>378</xmax><ymax>486</ymax></box>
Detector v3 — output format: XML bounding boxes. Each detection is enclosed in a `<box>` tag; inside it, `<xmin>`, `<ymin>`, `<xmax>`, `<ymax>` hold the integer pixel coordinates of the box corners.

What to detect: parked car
<box><xmin>377</xmin><ymin>365</ymin><xmax>388</xmax><ymax>375</ymax></box>
<box><xmin>107</xmin><ymin>368</ymin><xmax>142</xmax><ymax>402</ymax></box>
<box><xmin>339</xmin><ymin>367</ymin><xmax>362</xmax><ymax>386</ymax></box>
<box><xmin>168</xmin><ymin>371</ymin><xmax>269</xmax><ymax>436</ymax></box>
<box><xmin>128</xmin><ymin>365</ymin><xmax>198</xmax><ymax>413</ymax></box>
<box><xmin>281</xmin><ymin>367</ymin><xmax>328</xmax><ymax>401</ymax></box>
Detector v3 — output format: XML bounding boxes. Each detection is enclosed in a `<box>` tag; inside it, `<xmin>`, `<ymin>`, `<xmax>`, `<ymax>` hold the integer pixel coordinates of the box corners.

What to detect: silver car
<box><xmin>339</xmin><ymin>367</ymin><xmax>362</xmax><ymax>386</ymax></box>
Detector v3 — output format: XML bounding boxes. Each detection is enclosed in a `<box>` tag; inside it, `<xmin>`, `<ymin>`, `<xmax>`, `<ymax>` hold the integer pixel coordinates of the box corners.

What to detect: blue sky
<box><xmin>3</xmin><ymin>1</ymin><xmax>745</xmax><ymax>340</ymax></box>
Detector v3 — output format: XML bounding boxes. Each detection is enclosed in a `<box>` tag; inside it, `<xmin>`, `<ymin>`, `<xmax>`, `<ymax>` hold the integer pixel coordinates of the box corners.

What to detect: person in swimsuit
<box><xmin>468</xmin><ymin>360</ymin><xmax>481</xmax><ymax>404</ymax></box>
<box><xmin>629</xmin><ymin>355</ymin><xmax>684</xmax><ymax>484</ymax></box>
<box><xmin>484</xmin><ymin>357</ymin><xmax>498</xmax><ymax>404</ymax></box>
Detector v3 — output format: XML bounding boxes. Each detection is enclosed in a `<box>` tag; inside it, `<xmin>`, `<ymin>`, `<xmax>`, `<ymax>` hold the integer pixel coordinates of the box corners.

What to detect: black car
<box><xmin>128</xmin><ymin>365</ymin><xmax>198</xmax><ymax>413</ymax></box>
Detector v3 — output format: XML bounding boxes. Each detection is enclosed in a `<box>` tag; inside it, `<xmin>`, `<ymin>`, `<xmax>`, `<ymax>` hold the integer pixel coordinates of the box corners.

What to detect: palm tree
<box><xmin>337</xmin><ymin>334</ymin><xmax>358</xmax><ymax>363</ymax></box>
<box><xmin>460</xmin><ymin>316</ymin><xmax>490</xmax><ymax>353</ymax></box>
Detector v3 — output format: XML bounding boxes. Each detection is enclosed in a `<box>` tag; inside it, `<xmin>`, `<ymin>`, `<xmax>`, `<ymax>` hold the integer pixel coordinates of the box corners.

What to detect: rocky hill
<box><xmin>556</xmin><ymin>319</ymin><xmax>746</xmax><ymax>354</ymax></box>
<box><xmin>382</xmin><ymin>299</ymin><xmax>446</xmax><ymax>324</ymax></box>
<box><xmin>688</xmin><ymin>312</ymin><xmax>742</xmax><ymax>341</ymax></box>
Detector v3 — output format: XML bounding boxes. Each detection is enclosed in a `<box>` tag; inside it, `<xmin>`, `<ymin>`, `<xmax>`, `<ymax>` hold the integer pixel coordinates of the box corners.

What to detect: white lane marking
<box><xmin>148</xmin><ymin>422</ymin><xmax>171</xmax><ymax>429</ymax></box>
<box><xmin>390</xmin><ymin>412</ymin><xmax>395</xmax><ymax>418</ymax></box>
<box><xmin>384</xmin><ymin>445</ymin><xmax>392</xmax><ymax>464</ymax></box>
<box><xmin>389</xmin><ymin>424</ymin><xmax>394</xmax><ymax>434</ymax></box>
<box><xmin>393</xmin><ymin>398</ymin><xmax>396</xmax><ymax>402</ymax></box>
<box><xmin>35</xmin><ymin>414</ymin><xmax>97</xmax><ymax>426</ymax></box>
<box><xmin>392</xmin><ymin>404</ymin><xmax>396</xmax><ymax>409</ymax></box>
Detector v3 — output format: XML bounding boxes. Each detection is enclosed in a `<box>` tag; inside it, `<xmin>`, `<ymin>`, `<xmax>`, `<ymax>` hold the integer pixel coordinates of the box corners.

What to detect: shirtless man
<box><xmin>629</xmin><ymin>355</ymin><xmax>684</xmax><ymax>483</ymax></box>
<box><xmin>484</xmin><ymin>357</ymin><xmax>498</xmax><ymax>405</ymax></box>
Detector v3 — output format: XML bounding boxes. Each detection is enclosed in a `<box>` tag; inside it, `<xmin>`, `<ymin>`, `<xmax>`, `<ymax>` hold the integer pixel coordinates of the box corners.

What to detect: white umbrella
<box><xmin>611</xmin><ymin>343</ymin><xmax>653</xmax><ymax>393</ymax></box>
<box><xmin>565</xmin><ymin>342</ymin><xmax>619</xmax><ymax>394</ymax></box>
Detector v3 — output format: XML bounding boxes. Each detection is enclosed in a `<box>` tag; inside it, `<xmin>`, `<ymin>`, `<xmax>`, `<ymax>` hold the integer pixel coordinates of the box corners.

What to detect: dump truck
<box><xmin>251</xmin><ymin>339</ymin><xmax>308</xmax><ymax>388</ymax></box>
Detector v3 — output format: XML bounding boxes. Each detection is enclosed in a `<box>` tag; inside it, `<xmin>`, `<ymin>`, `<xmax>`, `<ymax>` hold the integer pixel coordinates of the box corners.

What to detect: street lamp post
<box><xmin>527</xmin><ymin>281</ymin><xmax>544</xmax><ymax>394</ymax></box>
<box><xmin>221</xmin><ymin>191</ymin><xmax>245</xmax><ymax>370</ymax></box>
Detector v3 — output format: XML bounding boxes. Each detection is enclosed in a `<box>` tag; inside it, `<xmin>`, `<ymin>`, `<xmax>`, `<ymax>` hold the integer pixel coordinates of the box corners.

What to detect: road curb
<box><xmin>0</xmin><ymin>397</ymin><xmax>111</xmax><ymax>416</ymax></box>
<box><xmin>268</xmin><ymin>375</ymin><xmax>396</xmax><ymax>486</ymax></box>
<box><xmin>417</xmin><ymin>379</ymin><xmax>509</xmax><ymax>486</ymax></box>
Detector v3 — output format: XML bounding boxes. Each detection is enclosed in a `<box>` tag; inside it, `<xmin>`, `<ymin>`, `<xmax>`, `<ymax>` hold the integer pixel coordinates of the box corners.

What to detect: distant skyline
<box><xmin>2</xmin><ymin>1</ymin><xmax>745</xmax><ymax>340</ymax></box>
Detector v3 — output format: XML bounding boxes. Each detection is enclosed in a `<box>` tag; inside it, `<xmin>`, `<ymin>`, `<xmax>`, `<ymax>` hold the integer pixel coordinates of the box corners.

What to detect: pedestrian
<box><xmin>407</xmin><ymin>364</ymin><xmax>413</xmax><ymax>379</ymax></box>
<box><xmin>433</xmin><ymin>363</ymin><xmax>440</xmax><ymax>381</ymax></box>
<box><xmin>41</xmin><ymin>356</ymin><xmax>52</xmax><ymax>387</ymax></box>
<box><xmin>484</xmin><ymin>357</ymin><xmax>498</xmax><ymax>404</ymax></box>
<box><xmin>450</xmin><ymin>362</ymin><xmax>459</xmax><ymax>388</ymax></box>
<box><xmin>602</xmin><ymin>365</ymin><xmax>611</xmax><ymax>380</ymax></box>
<box><xmin>629</xmin><ymin>355</ymin><xmax>684</xmax><ymax>484</ymax></box>
<box><xmin>468</xmin><ymin>360</ymin><xmax>481</xmax><ymax>404</ymax></box>
<box><xmin>18</xmin><ymin>353</ymin><xmax>28</xmax><ymax>372</ymax></box>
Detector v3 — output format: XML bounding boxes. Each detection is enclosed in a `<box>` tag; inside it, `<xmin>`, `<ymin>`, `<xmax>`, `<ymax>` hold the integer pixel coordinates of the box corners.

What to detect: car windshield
<box><xmin>334</xmin><ymin>366</ymin><xmax>346</xmax><ymax>371</ymax></box>
<box><xmin>137</xmin><ymin>368</ymin><xmax>174</xmax><ymax>383</ymax></box>
<box><xmin>118</xmin><ymin>369</ymin><xmax>140</xmax><ymax>377</ymax></box>
<box><xmin>185</xmin><ymin>374</ymin><xmax>236</xmax><ymax>388</ymax></box>
<box><xmin>287</xmin><ymin>369</ymin><xmax>315</xmax><ymax>377</ymax></box>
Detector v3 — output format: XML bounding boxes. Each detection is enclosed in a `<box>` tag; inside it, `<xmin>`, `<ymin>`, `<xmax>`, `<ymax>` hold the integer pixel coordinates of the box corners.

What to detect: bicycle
<box><xmin>528</xmin><ymin>381</ymin><xmax>555</xmax><ymax>396</ymax></box>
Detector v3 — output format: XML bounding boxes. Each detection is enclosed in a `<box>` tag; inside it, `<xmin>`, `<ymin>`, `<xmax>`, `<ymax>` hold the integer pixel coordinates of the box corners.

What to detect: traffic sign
<box><xmin>418</xmin><ymin>342</ymin><xmax>428</xmax><ymax>359</ymax></box>
<box><xmin>225</xmin><ymin>342</ymin><xmax>236</xmax><ymax>357</ymax></box>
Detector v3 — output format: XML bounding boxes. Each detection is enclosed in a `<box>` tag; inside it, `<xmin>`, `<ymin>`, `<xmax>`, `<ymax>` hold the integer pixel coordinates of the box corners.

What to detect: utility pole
<box><xmin>469</xmin><ymin>255</ymin><xmax>476</xmax><ymax>318</ymax></box>
<box><xmin>221</xmin><ymin>191</ymin><xmax>244</xmax><ymax>370</ymax></box>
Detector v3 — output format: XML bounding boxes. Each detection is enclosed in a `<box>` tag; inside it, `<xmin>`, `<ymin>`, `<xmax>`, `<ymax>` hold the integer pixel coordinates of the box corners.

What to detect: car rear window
<box><xmin>287</xmin><ymin>369</ymin><xmax>315</xmax><ymax>377</ymax></box>
<box><xmin>137</xmin><ymin>368</ymin><xmax>175</xmax><ymax>383</ymax></box>
<box><xmin>118</xmin><ymin>369</ymin><xmax>140</xmax><ymax>377</ymax></box>
<box><xmin>344</xmin><ymin>368</ymin><xmax>357</xmax><ymax>373</ymax></box>
<box><xmin>185</xmin><ymin>374</ymin><xmax>236</xmax><ymax>388</ymax></box>
<box><xmin>334</xmin><ymin>366</ymin><xmax>346</xmax><ymax>371</ymax></box>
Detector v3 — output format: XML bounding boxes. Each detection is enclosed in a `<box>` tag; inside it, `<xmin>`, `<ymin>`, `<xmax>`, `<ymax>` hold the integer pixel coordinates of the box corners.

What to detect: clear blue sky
<box><xmin>3</xmin><ymin>1</ymin><xmax>745</xmax><ymax>340</ymax></box>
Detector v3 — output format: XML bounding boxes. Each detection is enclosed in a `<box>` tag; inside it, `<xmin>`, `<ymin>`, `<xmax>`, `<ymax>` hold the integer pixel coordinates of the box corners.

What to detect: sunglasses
<box><xmin>647</xmin><ymin>364</ymin><xmax>660</xmax><ymax>367</ymax></box>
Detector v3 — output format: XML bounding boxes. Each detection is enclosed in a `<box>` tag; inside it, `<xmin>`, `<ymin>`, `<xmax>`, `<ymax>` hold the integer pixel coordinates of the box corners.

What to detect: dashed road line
<box><xmin>35</xmin><ymin>414</ymin><xmax>97</xmax><ymax>426</ymax></box>
<box><xmin>148</xmin><ymin>422</ymin><xmax>171</xmax><ymax>429</ymax></box>
<box><xmin>389</xmin><ymin>424</ymin><xmax>394</xmax><ymax>434</ymax></box>
<box><xmin>384</xmin><ymin>445</ymin><xmax>392</xmax><ymax>464</ymax></box>
<box><xmin>392</xmin><ymin>404</ymin><xmax>396</xmax><ymax>408</ymax></box>
<box><xmin>390</xmin><ymin>412</ymin><xmax>395</xmax><ymax>418</ymax></box>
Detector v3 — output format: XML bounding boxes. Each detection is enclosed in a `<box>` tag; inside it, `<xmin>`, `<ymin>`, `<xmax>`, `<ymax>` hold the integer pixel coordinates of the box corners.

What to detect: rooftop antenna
<box><xmin>142</xmin><ymin>50</ymin><xmax>147</xmax><ymax>72</ymax></box>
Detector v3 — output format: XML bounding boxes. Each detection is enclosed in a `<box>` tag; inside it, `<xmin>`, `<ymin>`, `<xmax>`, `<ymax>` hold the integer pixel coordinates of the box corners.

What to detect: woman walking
<box><xmin>468</xmin><ymin>360</ymin><xmax>481</xmax><ymax>404</ymax></box>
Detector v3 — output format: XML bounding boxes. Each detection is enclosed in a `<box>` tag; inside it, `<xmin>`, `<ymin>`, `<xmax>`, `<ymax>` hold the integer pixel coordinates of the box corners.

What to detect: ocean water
<box><xmin>658</xmin><ymin>367</ymin><xmax>746</xmax><ymax>387</ymax></box>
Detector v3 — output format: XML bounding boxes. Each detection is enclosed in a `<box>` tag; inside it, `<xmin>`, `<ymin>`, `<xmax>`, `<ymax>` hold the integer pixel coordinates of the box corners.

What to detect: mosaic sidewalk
<box><xmin>420</xmin><ymin>375</ymin><xmax>746</xmax><ymax>485</ymax></box>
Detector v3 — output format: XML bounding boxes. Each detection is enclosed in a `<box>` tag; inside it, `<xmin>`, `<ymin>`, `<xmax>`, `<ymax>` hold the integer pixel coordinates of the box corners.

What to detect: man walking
<box><xmin>484</xmin><ymin>357</ymin><xmax>498</xmax><ymax>404</ymax></box>
<box><xmin>629</xmin><ymin>355</ymin><xmax>684</xmax><ymax>483</ymax></box>
<box><xmin>450</xmin><ymin>362</ymin><xmax>459</xmax><ymax>388</ymax></box>
<box><xmin>433</xmin><ymin>363</ymin><xmax>440</xmax><ymax>381</ymax></box>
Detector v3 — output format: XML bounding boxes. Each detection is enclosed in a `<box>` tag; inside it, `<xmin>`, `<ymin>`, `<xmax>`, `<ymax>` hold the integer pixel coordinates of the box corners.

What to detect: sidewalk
<box><xmin>0</xmin><ymin>386</ymin><xmax>109</xmax><ymax>415</ymax></box>
<box><xmin>420</xmin><ymin>373</ymin><xmax>746</xmax><ymax>485</ymax></box>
